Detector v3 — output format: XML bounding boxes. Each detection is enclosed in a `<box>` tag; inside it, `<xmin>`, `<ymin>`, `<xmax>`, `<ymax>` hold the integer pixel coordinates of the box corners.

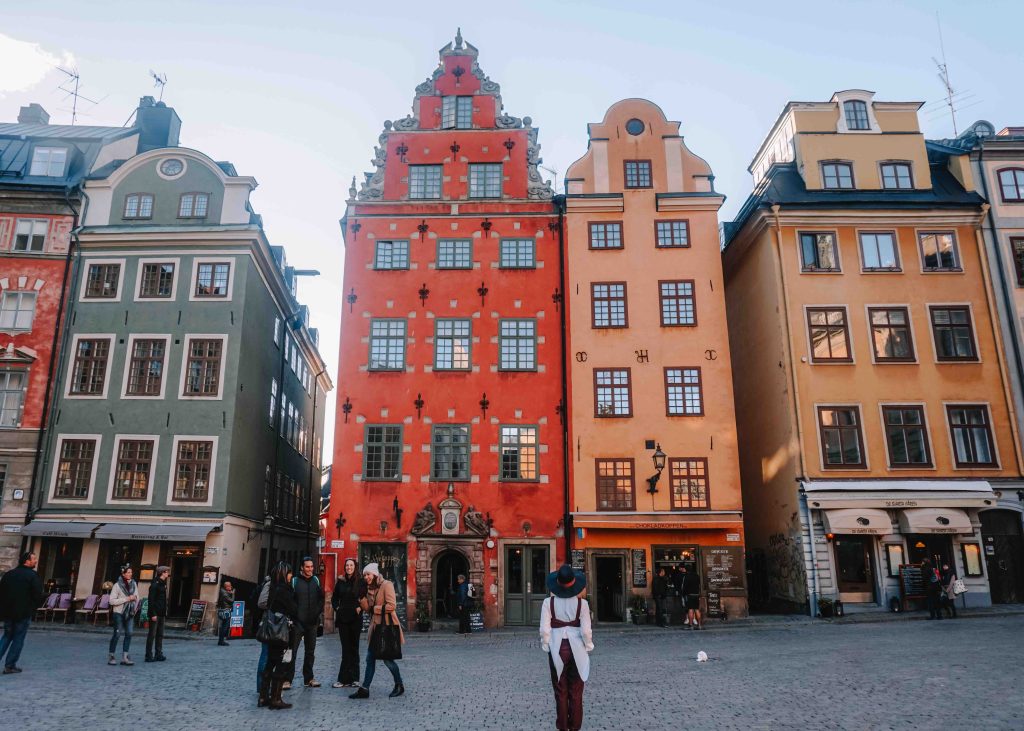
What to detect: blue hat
<box><xmin>546</xmin><ymin>564</ymin><xmax>586</xmax><ymax>599</ymax></box>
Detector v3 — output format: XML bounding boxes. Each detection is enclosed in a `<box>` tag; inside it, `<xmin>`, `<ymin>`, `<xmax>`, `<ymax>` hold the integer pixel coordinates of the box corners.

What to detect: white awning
<box><xmin>801</xmin><ymin>480</ymin><xmax>996</xmax><ymax>509</ymax></box>
<box><xmin>21</xmin><ymin>521</ymin><xmax>100</xmax><ymax>538</ymax></box>
<box><xmin>93</xmin><ymin>523</ymin><xmax>219</xmax><ymax>542</ymax></box>
<box><xmin>823</xmin><ymin>508</ymin><xmax>893</xmax><ymax>536</ymax></box>
<box><xmin>898</xmin><ymin>508</ymin><xmax>974</xmax><ymax>535</ymax></box>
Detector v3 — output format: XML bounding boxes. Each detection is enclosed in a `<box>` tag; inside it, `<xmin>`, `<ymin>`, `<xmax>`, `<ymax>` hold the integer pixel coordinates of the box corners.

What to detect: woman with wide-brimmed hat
<box><xmin>540</xmin><ymin>564</ymin><xmax>594</xmax><ymax>731</ymax></box>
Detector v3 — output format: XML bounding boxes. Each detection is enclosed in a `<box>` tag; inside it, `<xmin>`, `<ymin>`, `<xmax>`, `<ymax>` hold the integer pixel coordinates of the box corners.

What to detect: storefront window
<box><xmin>884</xmin><ymin>544</ymin><xmax>904</xmax><ymax>577</ymax></box>
<box><xmin>961</xmin><ymin>544</ymin><xmax>983</xmax><ymax>577</ymax></box>
<box><xmin>652</xmin><ymin>546</ymin><xmax>698</xmax><ymax>592</ymax></box>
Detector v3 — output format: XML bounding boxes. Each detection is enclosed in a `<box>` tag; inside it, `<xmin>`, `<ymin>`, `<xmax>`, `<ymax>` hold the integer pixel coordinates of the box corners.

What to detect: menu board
<box><xmin>705</xmin><ymin>590</ymin><xmax>724</xmax><ymax>618</ymax></box>
<box><xmin>186</xmin><ymin>599</ymin><xmax>208</xmax><ymax>630</ymax></box>
<box><xmin>631</xmin><ymin>549</ymin><xmax>648</xmax><ymax>588</ymax></box>
<box><xmin>899</xmin><ymin>565</ymin><xmax>926</xmax><ymax>599</ymax></box>
<box><xmin>702</xmin><ymin>547</ymin><xmax>745</xmax><ymax>591</ymax></box>
<box><xmin>571</xmin><ymin>549</ymin><xmax>586</xmax><ymax>572</ymax></box>
<box><xmin>469</xmin><ymin>611</ymin><xmax>484</xmax><ymax>632</ymax></box>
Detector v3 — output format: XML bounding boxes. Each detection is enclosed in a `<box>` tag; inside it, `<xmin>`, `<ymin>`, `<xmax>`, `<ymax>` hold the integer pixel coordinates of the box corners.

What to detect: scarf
<box><xmin>118</xmin><ymin>576</ymin><xmax>139</xmax><ymax>617</ymax></box>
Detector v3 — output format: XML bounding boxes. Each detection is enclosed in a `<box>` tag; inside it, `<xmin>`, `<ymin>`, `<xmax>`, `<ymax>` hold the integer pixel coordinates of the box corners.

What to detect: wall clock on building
<box><xmin>159</xmin><ymin>158</ymin><xmax>185</xmax><ymax>177</ymax></box>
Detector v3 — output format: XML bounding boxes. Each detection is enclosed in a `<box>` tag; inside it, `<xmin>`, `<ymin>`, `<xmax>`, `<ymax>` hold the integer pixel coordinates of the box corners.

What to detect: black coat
<box><xmin>331</xmin><ymin>575</ymin><xmax>365</xmax><ymax>624</ymax></box>
<box><xmin>682</xmin><ymin>571</ymin><xmax>700</xmax><ymax>596</ymax></box>
<box><xmin>0</xmin><ymin>565</ymin><xmax>45</xmax><ymax>621</ymax></box>
<box><xmin>292</xmin><ymin>574</ymin><xmax>325</xmax><ymax>625</ymax></box>
<box><xmin>148</xmin><ymin>578</ymin><xmax>168</xmax><ymax>618</ymax></box>
<box><xmin>268</xmin><ymin>582</ymin><xmax>299</xmax><ymax>620</ymax></box>
<box><xmin>652</xmin><ymin>574</ymin><xmax>669</xmax><ymax>599</ymax></box>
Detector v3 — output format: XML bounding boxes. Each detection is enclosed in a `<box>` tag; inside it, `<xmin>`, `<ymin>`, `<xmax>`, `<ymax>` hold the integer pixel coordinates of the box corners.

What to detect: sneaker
<box><xmin>108</xmin><ymin>654</ymin><xmax>117</xmax><ymax>666</ymax></box>
<box><xmin>2</xmin><ymin>666</ymin><xmax>22</xmax><ymax>674</ymax></box>
<box><xmin>305</xmin><ymin>679</ymin><xmax>321</xmax><ymax>688</ymax></box>
<box><xmin>282</xmin><ymin>681</ymin><xmax>292</xmax><ymax>690</ymax></box>
<box><xmin>332</xmin><ymin>681</ymin><xmax>347</xmax><ymax>689</ymax></box>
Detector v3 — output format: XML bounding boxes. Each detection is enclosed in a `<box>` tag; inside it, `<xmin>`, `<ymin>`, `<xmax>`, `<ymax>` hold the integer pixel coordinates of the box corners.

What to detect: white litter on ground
<box><xmin>696</xmin><ymin>651</ymin><xmax>708</xmax><ymax>662</ymax></box>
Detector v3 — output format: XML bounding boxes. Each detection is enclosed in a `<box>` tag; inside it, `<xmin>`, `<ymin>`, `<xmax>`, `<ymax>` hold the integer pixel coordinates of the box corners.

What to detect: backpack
<box><xmin>466</xmin><ymin>582</ymin><xmax>477</xmax><ymax>599</ymax></box>
<box><xmin>293</xmin><ymin>575</ymin><xmax>321</xmax><ymax>590</ymax></box>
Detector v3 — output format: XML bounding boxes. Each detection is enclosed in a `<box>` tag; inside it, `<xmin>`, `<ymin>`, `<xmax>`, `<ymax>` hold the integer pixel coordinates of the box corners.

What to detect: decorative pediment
<box><xmin>0</xmin><ymin>342</ymin><xmax>37</xmax><ymax>363</ymax></box>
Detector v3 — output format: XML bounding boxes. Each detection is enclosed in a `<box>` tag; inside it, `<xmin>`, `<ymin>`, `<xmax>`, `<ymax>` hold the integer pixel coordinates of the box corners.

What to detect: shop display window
<box><xmin>884</xmin><ymin>543</ymin><xmax>904</xmax><ymax>577</ymax></box>
<box><xmin>960</xmin><ymin>544</ymin><xmax>983</xmax><ymax>577</ymax></box>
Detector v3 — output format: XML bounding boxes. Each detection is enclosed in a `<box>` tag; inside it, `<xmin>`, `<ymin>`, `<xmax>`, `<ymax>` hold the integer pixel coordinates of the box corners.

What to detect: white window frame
<box><xmin>468</xmin><ymin>163</ymin><xmax>503</xmax><ymax>198</ymax></box>
<box><xmin>48</xmin><ymin>433</ymin><xmax>102</xmax><ymax>505</ymax></box>
<box><xmin>65</xmin><ymin>333</ymin><xmax>115</xmax><ymax>400</ymax></box>
<box><xmin>0</xmin><ymin>368</ymin><xmax>28</xmax><ymax>428</ymax></box>
<box><xmin>178</xmin><ymin>192</ymin><xmax>210</xmax><ymax>218</ymax></box>
<box><xmin>166</xmin><ymin>434</ymin><xmax>219</xmax><ymax>507</ymax></box>
<box><xmin>13</xmin><ymin>219</ymin><xmax>48</xmax><ymax>252</ymax></box>
<box><xmin>189</xmin><ymin>257</ymin><xmax>235</xmax><ymax>302</ymax></box>
<box><xmin>133</xmin><ymin>257</ymin><xmax>180</xmax><ymax>301</ymax></box>
<box><xmin>0</xmin><ymin>290</ymin><xmax>38</xmax><ymax>333</ymax></box>
<box><xmin>120</xmin><ymin>333</ymin><xmax>171</xmax><ymax>400</ymax></box>
<box><xmin>123</xmin><ymin>193</ymin><xmax>154</xmax><ymax>219</ymax></box>
<box><xmin>178</xmin><ymin>334</ymin><xmax>229</xmax><ymax>401</ymax></box>
<box><xmin>834</xmin><ymin>91</ymin><xmax>881</xmax><ymax>134</ymax></box>
<box><xmin>105</xmin><ymin>434</ymin><xmax>161</xmax><ymax>505</ymax></box>
<box><xmin>78</xmin><ymin>258</ymin><xmax>126</xmax><ymax>302</ymax></box>
<box><xmin>29</xmin><ymin>146</ymin><xmax>68</xmax><ymax>177</ymax></box>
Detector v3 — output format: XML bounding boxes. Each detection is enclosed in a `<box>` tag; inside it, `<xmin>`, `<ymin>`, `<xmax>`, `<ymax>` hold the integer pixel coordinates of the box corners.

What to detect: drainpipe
<box><xmin>555</xmin><ymin>195</ymin><xmax>571</xmax><ymax>564</ymax></box>
<box><xmin>798</xmin><ymin>485</ymin><xmax>820</xmax><ymax>618</ymax></box>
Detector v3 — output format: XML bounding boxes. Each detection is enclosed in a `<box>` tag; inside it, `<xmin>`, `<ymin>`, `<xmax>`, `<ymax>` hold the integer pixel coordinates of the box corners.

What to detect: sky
<box><xmin>3</xmin><ymin>0</ymin><xmax>1023</xmax><ymax>461</ymax></box>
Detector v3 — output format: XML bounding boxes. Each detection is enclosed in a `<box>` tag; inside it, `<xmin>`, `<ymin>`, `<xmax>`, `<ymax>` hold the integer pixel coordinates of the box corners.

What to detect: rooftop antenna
<box><xmin>150</xmin><ymin>71</ymin><xmax>168</xmax><ymax>101</ymax></box>
<box><xmin>539</xmin><ymin>164</ymin><xmax>560</xmax><ymax>194</ymax></box>
<box><xmin>932</xmin><ymin>12</ymin><xmax>958</xmax><ymax>136</ymax></box>
<box><xmin>55</xmin><ymin>66</ymin><xmax>102</xmax><ymax>125</ymax></box>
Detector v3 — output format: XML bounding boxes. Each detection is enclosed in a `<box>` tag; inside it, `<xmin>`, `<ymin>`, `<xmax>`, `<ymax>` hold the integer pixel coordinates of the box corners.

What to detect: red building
<box><xmin>329</xmin><ymin>32</ymin><xmax>564</xmax><ymax>627</ymax></box>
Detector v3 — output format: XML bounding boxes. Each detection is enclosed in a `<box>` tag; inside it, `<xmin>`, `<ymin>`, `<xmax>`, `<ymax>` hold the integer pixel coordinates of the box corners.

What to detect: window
<box><xmin>123</xmin><ymin>194</ymin><xmax>154</xmax><ymax>219</ymax></box>
<box><xmin>126</xmin><ymin>338</ymin><xmax>166</xmax><ymax>396</ymax></box>
<box><xmin>29</xmin><ymin>147</ymin><xmax>67</xmax><ymax>177</ymax></box>
<box><xmin>84</xmin><ymin>263</ymin><xmax>121</xmax><ymax>299</ymax></box>
<box><xmin>930</xmin><ymin>306</ymin><xmax>977</xmax><ymax>361</ymax></box>
<box><xmin>869</xmin><ymin>307</ymin><xmax>914</xmax><ymax>362</ymax></box>
<box><xmin>919</xmin><ymin>232</ymin><xmax>960</xmax><ymax>271</ymax></box>
<box><xmin>624</xmin><ymin>160</ymin><xmax>652</xmax><ymax>188</ymax></box>
<box><xmin>369</xmin><ymin>319</ymin><xmax>406</xmax><ymax>370</ymax></box>
<box><xmin>881</xmin><ymin>163</ymin><xmax>913</xmax><ymax>190</ymax></box>
<box><xmin>595</xmin><ymin>458</ymin><xmax>635</xmax><ymax>510</ymax></box>
<box><xmin>54</xmin><ymin>439</ymin><xmax>96</xmax><ymax>499</ymax></box>
<box><xmin>882</xmin><ymin>406</ymin><xmax>931</xmax><ymax>467</ymax></box>
<box><xmin>822</xmin><ymin>162</ymin><xmax>854</xmax><ymax>189</ymax></box>
<box><xmin>1012</xmin><ymin>238</ymin><xmax>1024</xmax><ymax>286</ymax></box>
<box><xmin>69</xmin><ymin>338</ymin><xmax>110</xmax><ymax>396</ymax></box>
<box><xmin>374</xmin><ymin>240</ymin><xmax>409</xmax><ymax>270</ymax></box>
<box><xmin>469</xmin><ymin>163</ymin><xmax>503</xmax><ymax>198</ymax></box>
<box><xmin>594</xmin><ymin>368</ymin><xmax>632</xmax><ymax>417</ymax></box>
<box><xmin>178</xmin><ymin>193</ymin><xmax>209</xmax><ymax>218</ymax></box>
<box><xmin>885</xmin><ymin>544</ymin><xmax>905</xmax><ymax>577</ymax></box>
<box><xmin>961</xmin><ymin>544</ymin><xmax>984</xmax><ymax>577</ymax></box>
<box><xmin>0</xmin><ymin>291</ymin><xmax>37</xmax><ymax>332</ymax></box>
<box><xmin>500</xmin><ymin>425</ymin><xmax>538</xmax><ymax>481</ymax></box>
<box><xmin>859</xmin><ymin>232</ymin><xmax>899</xmax><ymax>270</ymax></box>
<box><xmin>431</xmin><ymin>425</ymin><xmax>470</xmax><ymax>480</ymax></box>
<box><xmin>499</xmin><ymin>239</ymin><xmax>535</xmax><ymax>269</ymax></box>
<box><xmin>173</xmin><ymin>440</ymin><xmax>213</xmax><ymax>501</ymax></box>
<box><xmin>274</xmin><ymin>317</ymin><xmax>281</xmax><ymax>346</ymax></box>
<box><xmin>0</xmin><ymin>370</ymin><xmax>26</xmax><ymax>427</ymax></box>
<box><xmin>669</xmin><ymin>458</ymin><xmax>709</xmax><ymax>509</ymax></box>
<box><xmin>655</xmin><ymin>220</ymin><xmax>689</xmax><ymax>248</ymax></box>
<box><xmin>799</xmin><ymin>232</ymin><xmax>840</xmax><ymax>271</ymax></box>
<box><xmin>589</xmin><ymin>222</ymin><xmax>623</xmax><ymax>249</ymax></box>
<box><xmin>13</xmin><ymin>219</ymin><xmax>47</xmax><ymax>252</ymax></box>
<box><xmin>112</xmin><ymin>439</ymin><xmax>154</xmax><ymax>500</ymax></box>
<box><xmin>817</xmin><ymin>406</ymin><xmax>866</xmax><ymax>468</ymax></box>
<box><xmin>194</xmin><ymin>262</ymin><xmax>231</xmax><ymax>298</ymax></box>
<box><xmin>363</xmin><ymin>425</ymin><xmax>402</xmax><ymax>480</ymax></box>
<box><xmin>139</xmin><ymin>263</ymin><xmax>175</xmax><ymax>298</ymax></box>
<box><xmin>591</xmin><ymin>283</ymin><xmax>627</xmax><ymax>328</ymax></box>
<box><xmin>437</xmin><ymin>239</ymin><xmax>472</xmax><ymax>269</ymax></box>
<box><xmin>0</xmin><ymin>465</ymin><xmax>5</xmax><ymax>509</ymax></box>
<box><xmin>183</xmin><ymin>338</ymin><xmax>223</xmax><ymax>396</ymax></box>
<box><xmin>998</xmin><ymin>168</ymin><xmax>1024</xmax><ymax>202</ymax></box>
<box><xmin>434</xmin><ymin>319</ymin><xmax>470</xmax><ymax>370</ymax></box>
<box><xmin>665</xmin><ymin>368</ymin><xmax>702</xmax><ymax>416</ymax></box>
<box><xmin>807</xmin><ymin>308</ymin><xmax>852</xmax><ymax>362</ymax></box>
<box><xmin>498</xmin><ymin>319</ymin><xmax>536</xmax><ymax>370</ymax></box>
<box><xmin>659</xmin><ymin>280</ymin><xmax>695</xmax><ymax>326</ymax></box>
<box><xmin>409</xmin><ymin>165</ymin><xmax>442</xmax><ymax>199</ymax></box>
<box><xmin>843</xmin><ymin>100</ymin><xmax>870</xmax><ymax>130</ymax></box>
<box><xmin>947</xmin><ymin>405</ymin><xmax>997</xmax><ymax>467</ymax></box>
<box><xmin>441</xmin><ymin>96</ymin><xmax>473</xmax><ymax>129</ymax></box>
<box><xmin>269</xmin><ymin>378</ymin><xmax>278</xmax><ymax>426</ymax></box>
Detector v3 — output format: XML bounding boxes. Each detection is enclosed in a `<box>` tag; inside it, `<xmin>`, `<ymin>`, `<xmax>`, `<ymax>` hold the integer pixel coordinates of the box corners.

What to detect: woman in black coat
<box><xmin>145</xmin><ymin>566</ymin><xmax>169</xmax><ymax>662</ymax></box>
<box><xmin>260</xmin><ymin>562</ymin><xmax>299</xmax><ymax>710</ymax></box>
<box><xmin>331</xmin><ymin>558</ymin><xmax>366</xmax><ymax>688</ymax></box>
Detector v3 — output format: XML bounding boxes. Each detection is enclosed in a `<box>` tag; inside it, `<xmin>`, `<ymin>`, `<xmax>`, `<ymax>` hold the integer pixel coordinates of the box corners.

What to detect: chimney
<box><xmin>134</xmin><ymin>96</ymin><xmax>181</xmax><ymax>153</ymax></box>
<box><xmin>17</xmin><ymin>103</ymin><xmax>50</xmax><ymax>125</ymax></box>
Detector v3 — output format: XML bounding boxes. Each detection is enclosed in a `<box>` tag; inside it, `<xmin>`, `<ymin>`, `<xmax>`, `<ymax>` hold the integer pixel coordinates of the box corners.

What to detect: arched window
<box><xmin>998</xmin><ymin>168</ymin><xmax>1024</xmax><ymax>202</ymax></box>
<box><xmin>843</xmin><ymin>100</ymin><xmax>870</xmax><ymax>130</ymax></box>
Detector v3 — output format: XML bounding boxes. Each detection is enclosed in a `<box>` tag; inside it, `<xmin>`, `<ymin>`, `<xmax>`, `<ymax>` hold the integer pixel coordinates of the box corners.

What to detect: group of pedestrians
<box><xmin>651</xmin><ymin>564</ymin><xmax>703</xmax><ymax>629</ymax></box>
<box><xmin>921</xmin><ymin>558</ymin><xmax>962</xmax><ymax>620</ymax></box>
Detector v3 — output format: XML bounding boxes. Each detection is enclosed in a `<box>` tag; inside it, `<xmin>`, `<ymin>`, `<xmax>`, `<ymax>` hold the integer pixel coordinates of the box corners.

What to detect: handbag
<box><xmin>952</xmin><ymin>578</ymin><xmax>967</xmax><ymax>595</ymax></box>
<box><xmin>257</xmin><ymin>610</ymin><xmax>291</xmax><ymax>647</ymax></box>
<box><xmin>370</xmin><ymin>611</ymin><xmax>403</xmax><ymax>661</ymax></box>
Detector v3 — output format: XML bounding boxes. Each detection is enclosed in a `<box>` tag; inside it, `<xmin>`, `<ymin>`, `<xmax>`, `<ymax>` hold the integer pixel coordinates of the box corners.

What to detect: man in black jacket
<box><xmin>288</xmin><ymin>557</ymin><xmax>325</xmax><ymax>689</ymax></box>
<box><xmin>0</xmin><ymin>551</ymin><xmax>45</xmax><ymax>674</ymax></box>
<box><xmin>652</xmin><ymin>567</ymin><xmax>669</xmax><ymax>626</ymax></box>
<box><xmin>145</xmin><ymin>566</ymin><xmax>170</xmax><ymax>662</ymax></box>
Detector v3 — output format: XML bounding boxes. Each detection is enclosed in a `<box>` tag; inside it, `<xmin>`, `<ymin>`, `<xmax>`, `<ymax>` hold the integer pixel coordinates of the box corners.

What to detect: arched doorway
<box><xmin>433</xmin><ymin>550</ymin><xmax>469</xmax><ymax>619</ymax></box>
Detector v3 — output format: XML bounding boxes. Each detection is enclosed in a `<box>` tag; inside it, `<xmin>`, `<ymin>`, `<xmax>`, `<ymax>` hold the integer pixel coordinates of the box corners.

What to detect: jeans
<box><xmin>362</xmin><ymin>644</ymin><xmax>402</xmax><ymax>689</ymax></box>
<box><xmin>109</xmin><ymin>613</ymin><xmax>134</xmax><ymax>654</ymax></box>
<box><xmin>0</xmin><ymin>618</ymin><xmax>31</xmax><ymax>669</ymax></box>
<box><xmin>146</xmin><ymin>616</ymin><xmax>165</xmax><ymax>658</ymax></box>
<box><xmin>257</xmin><ymin>641</ymin><xmax>269</xmax><ymax>693</ymax></box>
<box><xmin>288</xmin><ymin>621</ymin><xmax>317</xmax><ymax>683</ymax></box>
<box><xmin>218</xmin><ymin>610</ymin><xmax>231</xmax><ymax>642</ymax></box>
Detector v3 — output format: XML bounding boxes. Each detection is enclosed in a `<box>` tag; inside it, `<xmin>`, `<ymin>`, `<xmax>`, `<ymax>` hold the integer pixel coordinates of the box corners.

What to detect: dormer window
<box><xmin>441</xmin><ymin>96</ymin><xmax>472</xmax><ymax>129</ymax></box>
<box><xmin>179</xmin><ymin>193</ymin><xmax>210</xmax><ymax>218</ymax></box>
<box><xmin>881</xmin><ymin>162</ymin><xmax>913</xmax><ymax>190</ymax></box>
<box><xmin>843</xmin><ymin>100</ymin><xmax>870</xmax><ymax>130</ymax></box>
<box><xmin>822</xmin><ymin>162</ymin><xmax>854</xmax><ymax>190</ymax></box>
<box><xmin>124</xmin><ymin>193</ymin><xmax>154</xmax><ymax>219</ymax></box>
<box><xmin>29</xmin><ymin>147</ymin><xmax>67</xmax><ymax>177</ymax></box>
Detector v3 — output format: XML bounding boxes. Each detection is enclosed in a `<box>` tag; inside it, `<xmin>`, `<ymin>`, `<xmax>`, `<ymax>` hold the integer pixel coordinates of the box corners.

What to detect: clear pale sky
<box><xmin>3</xmin><ymin>0</ymin><xmax>1023</xmax><ymax>460</ymax></box>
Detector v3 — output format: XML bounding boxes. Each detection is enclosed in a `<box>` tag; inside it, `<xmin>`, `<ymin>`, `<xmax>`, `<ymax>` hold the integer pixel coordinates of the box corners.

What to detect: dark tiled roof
<box><xmin>0</xmin><ymin>122</ymin><xmax>135</xmax><ymax>188</ymax></box>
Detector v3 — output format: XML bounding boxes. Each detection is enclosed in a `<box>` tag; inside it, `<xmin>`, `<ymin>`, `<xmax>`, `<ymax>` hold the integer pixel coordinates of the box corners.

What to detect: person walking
<box><xmin>331</xmin><ymin>558</ymin><xmax>365</xmax><ymax>688</ymax></box>
<box><xmin>259</xmin><ymin>561</ymin><xmax>299</xmax><ymax>710</ymax></box>
<box><xmin>540</xmin><ymin>564</ymin><xmax>594</xmax><ymax>731</ymax></box>
<box><xmin>922</xmin><ymin>558</ymin><xmax>943</xmax><ymax>620</ymax></box>
<box><xmin>0</xmin><ymin>551</ymin><xmax>44</xmax><ymax>674</ymax></box>
<box><xmin>652</xmin><ymin>567</ymin><xmax>669</xmax><ymax>627</ymax></box>
<box><xmin>254</xmin><ymin>575</ymin><xmax>271</xmax><ymax>697</ymax></box>
<box><xmin>456</xmin><ymin>574</ymin><xmax>471</xmax><ymax>635</ymax></box>
<box><xmin>145</xmin><ymin>566</ymin><xmax>169</xmax><ymax>662</ymax></box>
<box><xmin>217</xmin><ymin>580</ymin><xmax>235</xmax><ymax>646</ymax></box>
<box><xmin>108</xmin><ymin>565</ymin><xmax>140</xmax><ymax>666</ymax></box>
<box><xmin>682</xmin><ymin>565</ymin><xmax>702</xmax><ymax>630</ymax></box>
<box><xmin>940</xmin><ymin>562</ymin><xmax>958</xmax><ymax>619</ymax></box>
<box><xmin>671</xmin><ymin>564</ymin><xmax>686</xmax><ymax>625</ymax></box>
<box><xmin>287</xmin><ymin>557</ymin><xmax>325</xmax><ymax>689</ymax></box>
<box><xmin>349</xmin><ymin>562</ymin><xmax>404</xmax><ymax>699</ymax></box>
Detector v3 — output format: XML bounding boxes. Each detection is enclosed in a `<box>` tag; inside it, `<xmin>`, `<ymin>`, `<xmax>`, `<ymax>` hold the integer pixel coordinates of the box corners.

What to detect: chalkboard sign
<box><xmin>705</xmin><ymin>590</ymin><xmax>724</xmax><ymax>618</ymax></box>
<box><xmin>139</xmin><ymin>598</ymin><xmax>149</xmax><ymax>621</ymax></box>
<box><xmin>631</xmin><ymin>548</ymin><xmax>648</xmax><ymax>588</ymax></box>
<box><xmin>186</xmin><ymin>599</ymin><xmax>208</xmax><ymax>631</ymax></box>
<box><xmin>469</xmin><ymin>611</ymin><xmax>484</xmax><ymax>632</ymax></box>
<box><xmin>899</xmin><ymin>565</ymin><xmax>926</xmax><ymax>600</ymax></box>
<box><xmin>702</xmin><ymin>547</ymin><xmax>745</xmax><ymax>591</ymax></box>
<box><xmin>571</xmin><ymin>549</ymin><xmax>586</xmax><ymax>572</ymax></box>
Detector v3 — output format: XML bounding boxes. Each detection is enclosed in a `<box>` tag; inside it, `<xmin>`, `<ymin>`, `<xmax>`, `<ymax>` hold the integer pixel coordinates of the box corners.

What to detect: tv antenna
<box><xmin>926</xmin><ymin>12</ymin><xmax>982</xmax><ymax>137</ymax></box>
<box><xmin>55</xmin><ymin>66</ymin><xmax>103</xmax><ymax>125</ymax></box>
<box><xmin>150</xmin><ymin>71</ymin><xmax>168</xmax><ymax>101</ymax></box>
<box><xmin>539</xmin><ymin>164</ymin><xmax>560</xmax><ymax>193</ymax></box>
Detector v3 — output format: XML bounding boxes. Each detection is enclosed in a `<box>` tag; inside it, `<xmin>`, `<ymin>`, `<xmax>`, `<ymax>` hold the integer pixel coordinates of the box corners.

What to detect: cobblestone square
<box><xmin>2</xmin><ymin>615</ymin><xmax>1022</xmax><ymax>730</ymax></box>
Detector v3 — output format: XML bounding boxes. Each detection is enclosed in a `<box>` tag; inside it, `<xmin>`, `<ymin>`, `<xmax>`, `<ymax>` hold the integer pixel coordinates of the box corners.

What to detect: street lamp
<box><xmin>646</xmin><ymin>443</ymin><xmax>667</xmax><ymax>494</ymax></box>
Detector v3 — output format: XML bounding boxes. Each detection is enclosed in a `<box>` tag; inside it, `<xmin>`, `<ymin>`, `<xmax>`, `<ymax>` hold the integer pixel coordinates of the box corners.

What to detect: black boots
<box><xmin>389</xmin><ymin>683</ymin><xmax>405</xmax><ymax>698</ymax></box>
<box><xmin>349</xmin><ymin>686</ymin><xmax>370</xmax><ymax>699</ymax></box>
<box><xmin>268</xmin><ymin>679</ymin><xmax>292</xmax><ymax>710</ymax></box>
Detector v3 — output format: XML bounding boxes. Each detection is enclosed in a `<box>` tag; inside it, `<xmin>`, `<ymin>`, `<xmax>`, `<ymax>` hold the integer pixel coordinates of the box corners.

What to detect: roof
<box><xmin>0</xmin><ymin>122</ymin><xmax>136</xmax><ymax>188</ymax></box>
<box><xmin>0</xmin><ymin>122</ymin><xmax>130</xmax><ymax>139</ymax></box>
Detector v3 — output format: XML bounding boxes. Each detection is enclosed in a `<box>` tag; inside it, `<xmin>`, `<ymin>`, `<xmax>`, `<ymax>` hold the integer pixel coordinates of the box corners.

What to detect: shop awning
<box><xmin>21</xmin><ymin>520</ymin><xmax>100</xmax><ymax>538</ymax></box>
<box><xmin>897</xmin><ymin>508</ymin><xmax>974</xmax><ymax>535</ymax></box>
<box><xmin>823</xmin><ymin>508</ymin><xmax>893</xmax><ymax>536</ymax></box>
<box><xmin>801</xmin><ymin>480</ymin><xmax>995</xmax><ymax>509</ymax></box>
<box><xmin>93</xmin><ymin>522</ymin><xmax>219</xmax><ymax>542</ymax></box>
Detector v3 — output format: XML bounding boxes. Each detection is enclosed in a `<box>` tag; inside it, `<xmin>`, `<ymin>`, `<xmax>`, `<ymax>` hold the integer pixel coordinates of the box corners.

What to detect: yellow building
<box><xmin>564</xmin><ymin>99</ymin><xmax>747</xmax><ymax>622</ymax></box>
<box><xmin>723</xmin><ymin>90</ymin><xmax>1022</xmax><ymax>614</ymax></box>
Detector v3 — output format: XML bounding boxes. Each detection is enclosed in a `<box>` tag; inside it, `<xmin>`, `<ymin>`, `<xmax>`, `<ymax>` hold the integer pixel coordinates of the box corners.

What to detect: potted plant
<box><xmin>415</xmin><ymin>602</ymin><xmax>432</xmax><ymax>632</ymax></box>
<box><xmin>630</xmin><ymin>595</ymin><xmax>647</xmax><ymax>625</ymax></box>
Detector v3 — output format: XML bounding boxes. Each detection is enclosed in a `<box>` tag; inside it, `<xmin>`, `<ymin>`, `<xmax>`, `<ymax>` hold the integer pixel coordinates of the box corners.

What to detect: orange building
<box><xmin>563</xmin><ymin>100</ymin><xmax>748</xmax><ymax>622</ymax></box>
<box><xmin>723</xmin><ymin>91</ymin><xmax>1023</xmax><ymax>614</ymax></box>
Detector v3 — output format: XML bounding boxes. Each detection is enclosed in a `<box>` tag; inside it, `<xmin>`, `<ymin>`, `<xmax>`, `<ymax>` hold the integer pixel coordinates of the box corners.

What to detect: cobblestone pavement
<box><xmin>3</xmin><ymin>615</ymin><xmax>1023</xmax><ymax>730</ymax></box>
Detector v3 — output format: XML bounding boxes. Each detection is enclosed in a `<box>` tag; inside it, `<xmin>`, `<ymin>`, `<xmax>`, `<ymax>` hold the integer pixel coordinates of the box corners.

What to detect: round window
<box><xmin>160</xmin><ymin>158</ymin><xmax>184</xmax><ymax>177</ymax></box>
<box><xmin>625</xmin><ymin>118</ymin><xmax>645</xmax><ymax>136</ymax></box>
